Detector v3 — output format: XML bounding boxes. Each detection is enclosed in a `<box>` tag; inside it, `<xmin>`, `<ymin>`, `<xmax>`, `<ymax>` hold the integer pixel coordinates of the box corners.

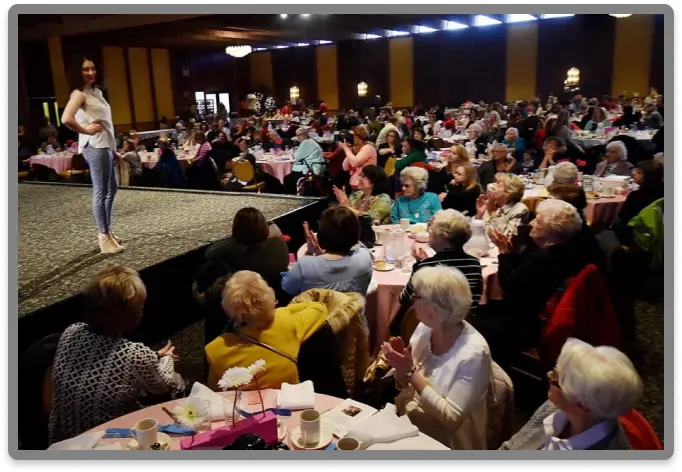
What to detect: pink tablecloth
<box><xmin>29</xmin><ymin>154</ymin><xmax>75</xmax><ymax>173</ymax></box>
<box><xmin>295</xmin><ymin>229</ymin><xmax>501</xmax><ymax>354</ymax></box>
<box><xmin>257</xmin><ymin>160</ymin><xmax>294</xmax><ymax>184</ymax></box>
<box><xmin>584</xmin><ymin>195</ymin><xmax>627</xmax><ymax>230</ymax></box>
<box><xmin>87</xmin><ymin>389</ymin><xmax>447</xmax><ymax>450</ymax></box>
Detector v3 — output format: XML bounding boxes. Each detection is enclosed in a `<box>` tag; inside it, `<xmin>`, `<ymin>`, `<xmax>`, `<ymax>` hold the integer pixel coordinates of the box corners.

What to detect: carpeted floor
<box><xmin>158</xmin><ymin>288</ymin><xmax>665</xmax><ymax>444</ymax></box>
<box><xmin>18</xmin><ymin>183</ymin><xmax>318</xmax><ymax>316</ymax></box>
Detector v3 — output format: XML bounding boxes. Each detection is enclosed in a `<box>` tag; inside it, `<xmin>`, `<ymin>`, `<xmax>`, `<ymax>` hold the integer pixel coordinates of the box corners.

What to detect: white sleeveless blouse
<box><xmin>77</xmin><ymin>86</ymin><xmax>116</xmax><ymax>152</ymax></box>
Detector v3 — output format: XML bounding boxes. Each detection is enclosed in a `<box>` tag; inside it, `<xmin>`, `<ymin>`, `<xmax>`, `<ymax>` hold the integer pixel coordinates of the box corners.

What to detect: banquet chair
<box><xmin>429</xmin><ymin>138</ymin><xmax>446</xmax><ymax>151</ymax></box>
<box><xmin>384</xmin><ymin>157</ymin><xmax>397</xmax><ymax>177</ymax></box>
<box><xmin>58</xmin><ymin>153</ymin><xmax>89</xmax><ymax>183</ymax></box>
<box><xmin>18</xmin><ymin>332</ymin><xmax>62</xmax><ymax>450</ymax></box>
<box><xmin>231</xmin><ymin>160</ymin><xmax>265</xmax><ymax>192</ymax></box>
<box><xmin>618</xmin><ymin>409</ymin><xmax>663</xmax><ymax>450</ymax></box>
<box><xmin>509</xmin><ymin>264</ymin><xmax>623</xmax><ymax>384</ymax></box>
<box><xmin>18</xmin><ymin>171</ymin><xmax>29</xmax><ymax>180</ymax></box>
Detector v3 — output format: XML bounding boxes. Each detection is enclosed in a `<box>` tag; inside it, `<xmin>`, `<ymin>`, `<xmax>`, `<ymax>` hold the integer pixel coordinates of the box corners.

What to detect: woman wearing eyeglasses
<box><xmin>500</xmin><ymin>338</ymin><xmax>642</xmax><ymax>450</ymax></box>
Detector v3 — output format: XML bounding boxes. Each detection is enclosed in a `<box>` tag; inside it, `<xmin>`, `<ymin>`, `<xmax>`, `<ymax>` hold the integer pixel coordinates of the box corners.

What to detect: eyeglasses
<box><xmin>547</xmin><ymin>367</ymin><xmax>561</xmax><ymax>389</ymax></box>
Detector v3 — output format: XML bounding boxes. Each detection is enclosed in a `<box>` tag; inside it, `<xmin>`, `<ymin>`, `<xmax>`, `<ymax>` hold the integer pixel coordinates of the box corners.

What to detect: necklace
<box><xmin>405</xmin><ymin>195</ymin><xmax>425</xmax><ymax>219</ymax></box>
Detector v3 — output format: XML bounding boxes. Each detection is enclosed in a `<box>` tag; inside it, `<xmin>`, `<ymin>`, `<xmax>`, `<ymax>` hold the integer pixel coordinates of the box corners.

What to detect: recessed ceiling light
<box><xmin>387</xmin><ymin>30</ymin><xmax>410</xmax><ymax>37</ymax></box>
<box><xmin>416</xmin><ymin>25</ymin><xmax>439</xmax><ymax>34</ymax></box>
<box><xmin>276</xmin><ymin>45</ymin><xmax>290</xmax><ymax>49</ymax></box>
<box><xmin>318</xmin><ymin>40</ymin><xmax>333</xmax><ymax>45</ymax></box>
<box><xmin>610</xmin><ymin>14</ymin><xmax>633</xmax><ymax>18</ymax></box>
<box><xmin>444</xmin><ymin>21</ymin><xmax>468</xmax><ymax>30</ymax></box>
<box><xmin>540</xmin><ymin>14</ymin><xmax>575</xmax><ymax>19</ymax></box>
<box><xmin>301</xmin><ymin>14</ymin><xmax>311</xmax><ymax>18</ymax></box>
<box><xmin>473</xmin><ymin>15</ymin><xmax>502</xmax><ymax>27</ymax></box>
<box><xmin>280</xmin><ymin>14</ymin><xmax>288</xmax><ymax>19</ymax></box>
<box><xmin>296</xmin><ymin>43</ymin><xmax>310</xmax><ymax>47</ymax></box>
<box><xmin>506</xmin><ymin>14</ymin><xmax>537</xmax><ymax>23</ymax></box>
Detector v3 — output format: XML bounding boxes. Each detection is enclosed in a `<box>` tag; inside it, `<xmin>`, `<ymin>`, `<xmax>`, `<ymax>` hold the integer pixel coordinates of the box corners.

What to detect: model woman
<box><xmin>62</xmin><ymin>55</ymin><xmax>124</xmax><ymax>254</ymax></box>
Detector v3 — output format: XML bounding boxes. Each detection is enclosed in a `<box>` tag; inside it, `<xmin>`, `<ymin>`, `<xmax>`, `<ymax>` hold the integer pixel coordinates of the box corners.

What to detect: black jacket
<box><xmin>477</xmin><ymin>159</ymin><xmax>522</xmax><ymax>190</ymax></box>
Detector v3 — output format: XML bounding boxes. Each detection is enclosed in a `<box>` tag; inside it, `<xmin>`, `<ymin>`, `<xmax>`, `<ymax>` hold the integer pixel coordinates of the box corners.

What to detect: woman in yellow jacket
<box><xmin>205</xmin><ymin>271</ymin><xmax>328</xmax><ymax>390</ymax></box>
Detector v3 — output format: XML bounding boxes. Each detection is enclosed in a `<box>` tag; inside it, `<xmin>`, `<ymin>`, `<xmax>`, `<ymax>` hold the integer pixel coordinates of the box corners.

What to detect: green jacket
<box><xmin>395</xmin><ymin>149</ymin><xmax>427</xmax><ymax>173</ymax></box>
<box><xmin>628</xmin><ymin>198</ymin><xmax>664</xmax><ymax>270</ymax></box>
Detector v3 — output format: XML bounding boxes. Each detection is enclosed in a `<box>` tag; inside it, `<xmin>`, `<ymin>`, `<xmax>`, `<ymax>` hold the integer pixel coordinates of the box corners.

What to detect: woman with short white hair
<box><xmin>500</xmin><ymin>338</ymin><xmax>643</xmax><ymax>450</ymax></box>
<box><xmin>594</xmin><ymin>141</ymin><xmax>634</xmax><ymax>177</ymax></box>
<box><xmin>502</xmin><ymin>126</ymin><xmax>526</xmax><ymax>162</ymax></box>
<box><xmin>391</xmin><ymin>166</ymin><xmax>442</xmax><ymax>224</ymax></box>
<box><xmin>476</xmin><ymin>172</ymin><xmax>529</xmax><ymax>247</ymax></box>
<box><xmin>551</xmin><ymin>161</ymin><xmax>579</xmax><ymax>185</ymax></box>
<box><xmin>483</xmin><ymin>110</ymin><xmax>504</xmax><ymax>143</ymax></box>
<box><xmin>481</xmin><ymin>199</ymin><xmax>600</xmax><ymax>358</ymax></box>
<box><xmin>391</xmin><ymin>209</ymin><xmax>484</xmax><ymax>335</ymax></box>
<box><xmin>383</xmin><ymin>265</ymin><xmax>493</xmax><ymax>450</ymax></box>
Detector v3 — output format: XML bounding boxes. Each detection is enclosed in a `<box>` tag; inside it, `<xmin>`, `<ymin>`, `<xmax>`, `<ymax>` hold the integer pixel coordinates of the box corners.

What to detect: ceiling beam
<box><xmin>18</xmin><ymin>14</ymin><xmax>211</xmax><ymax>41</ymax></box>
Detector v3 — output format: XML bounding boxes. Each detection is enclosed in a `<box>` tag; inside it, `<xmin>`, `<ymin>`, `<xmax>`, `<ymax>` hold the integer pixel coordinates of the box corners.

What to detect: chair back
<box><xmin>71</xmin><ymin>153</ymin><xmax>87</xmax><ymax>171</ymax></box>
<box><xmin>430</xmin><ymin>138</ymin><xmax>446</xmax><ymax>150</ymax></box>
<box><xmin>384</xmin><ymin>157</ymin><xmax>397</xmax><ymax>177</ymax></box>
<box><xmin>618</xmin><ymin>409</ymin><xmax>663</xmax><ymax>450</ymax></box>
<box><xmin>19</xmin><ymin>333</ymin><xmax>62</xmax><ymax>450</ymax></box>
<box><xmin>540</xmin><ymin>264</ymin><xmax>622</xmax><ymax>367</ymax></box>
<box><xmin>486</xmin><ymin>362</ymin><xmax>515</xmax><ymax>450</ymax></box>
<box><xmin>298</xmin><ymin>322</ymin><xmax>348</xmax><ymax>398</ymax></box>
<box><xmin>232</xmin><ymin>160</ymin><xmax>256</xmax><ymax>183</ymax></box>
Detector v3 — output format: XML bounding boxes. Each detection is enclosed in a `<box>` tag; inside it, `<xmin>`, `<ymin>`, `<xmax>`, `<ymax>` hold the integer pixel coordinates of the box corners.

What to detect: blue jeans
<box><xmin>83</xmin><ymin>146</ymin><xmax>117</xmax><ymax>233</ymax></box>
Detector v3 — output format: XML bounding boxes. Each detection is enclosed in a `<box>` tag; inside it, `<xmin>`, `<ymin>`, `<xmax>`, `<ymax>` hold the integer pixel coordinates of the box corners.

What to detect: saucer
<box><xmin>373</xmin><ymin>261</ymin><xmax>395</xmax><ymax>272</ymax></box>
<box><xmin>277</xmin><ymin>420</ymin><xmax>287</xmax><ymax>442</ymax></box>
<box><xmin>126</xmin><ymin>432</ymin><xmax>171</xmax><ymax>450</ymax></box>
<box><xmin>290</xmin><ymin>426</ymin><xmax>333</xmax><ymax>450</ymax></box>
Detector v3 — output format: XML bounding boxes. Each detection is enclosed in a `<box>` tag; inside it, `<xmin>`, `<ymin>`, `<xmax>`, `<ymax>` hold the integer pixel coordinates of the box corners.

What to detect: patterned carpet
<box><xmin>18</xmin><ymin>183</ymin><xmax>317</xmax><ymax>316</ymax></box>
<box><xmin>159</xmin><ymin>289</ymin><xmax>665</xmax><ymax>444</ymax></box>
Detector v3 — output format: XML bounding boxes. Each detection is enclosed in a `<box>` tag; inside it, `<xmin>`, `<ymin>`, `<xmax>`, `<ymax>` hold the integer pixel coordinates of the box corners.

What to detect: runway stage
<box><xmin>18</xmin><ymin>182</ymin><xmax>325</xmax><ymax>352</ymax></box>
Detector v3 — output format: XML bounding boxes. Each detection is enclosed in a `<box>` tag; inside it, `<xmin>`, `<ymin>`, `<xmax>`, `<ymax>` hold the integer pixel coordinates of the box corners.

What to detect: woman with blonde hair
<box><xmin>49</xmin><ymin>266</ymin><xmax>182</xmax><ymax>444</ymax></box>
<box><xmin>205</xmin><ymin>270</ymin><xmax>328</xmax><ymax>390</ymax></box>
<box><xmin>475</xmin><ymin>172</ymin><xmax>529</xmax><ymax>245</ymax></box>
<box><xmin>440</xmin><ymin>162</ymin><xmax>482</xmax><ymax>216</ymax></box>
<box><xmin>429</xmin><ymin>143</ymin><xmax>468</xmax><ymax>195</ymax></box>
<box><xmin>383</xmin><ymin>266</ymin><xmax>492</xmax><ymax>450</ymax></box>
<box><xmin>501</xmin><ymin>338</ymin><xmax>643</xmax><ymax>450</ymax></box>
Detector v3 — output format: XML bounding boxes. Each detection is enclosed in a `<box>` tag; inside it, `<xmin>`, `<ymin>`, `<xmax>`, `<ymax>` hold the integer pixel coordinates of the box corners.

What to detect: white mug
<box><xmin>300</xmin><ymin>409</ymin><xmax>321</xmax><ymax>445</ymax></box>
<box><xmin>602</xmin><ymin>186</ymin><xmax>615</xmax><ymax>197</ymax></box>
<box><xmin>133</xmin><ymin>418</ymin><xmax>159</xmax><ymax>450</ymax></box>
<box><xmin>400</xmin><ymin>218</ymin><xmax>411</xmax><ymax>231</ymax></box>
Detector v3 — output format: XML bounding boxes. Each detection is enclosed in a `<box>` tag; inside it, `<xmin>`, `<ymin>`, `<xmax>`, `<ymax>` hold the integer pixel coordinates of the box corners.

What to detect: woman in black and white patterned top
<box><xmin>49</xmin><ymin>266</ymin><xmax>181</xmax><ymax>444</ymax></box>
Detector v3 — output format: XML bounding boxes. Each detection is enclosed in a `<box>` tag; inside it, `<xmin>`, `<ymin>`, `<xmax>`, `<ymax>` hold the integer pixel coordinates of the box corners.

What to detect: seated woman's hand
<box><xmin>157</xmin><ymin>340</ymin><xmax>179</xmax><ymax>361</ymax></box>
<box><xmin>475</xmin><ymin>194</ymin><xmax>488</xmax><ymax>218</ymax></box>
<box><xmin>412</xmin><ymin>245</ymin><xmax>429</xmax><ymax>262</ymax></box>
<box><xmin>303</xmin><ymin>221</ymin><xmax>323</xmax><ymax>256</ymax></box>
<box><xmin>379</xmin><ymin>147</ymin><xmax>393</xmax><ymax>156</ymax></box>
<box><xmin>438</xmin><ymin>192</ymin><xmax>447</xmax><ymax>202</ymax></box>
<box><xmin>488</xmin><ymin>227</ymin><xmax>514</xmax><ymax>254</ymax></box>
<box><xmin>332</xmin><ymin>185</ymin><xmax>350</xmax><ymax>206</ymax></box>
<box><xmin>381</xmin><ymin>340</ymin><xmax>413</xmax><ymax>378</ymax></box>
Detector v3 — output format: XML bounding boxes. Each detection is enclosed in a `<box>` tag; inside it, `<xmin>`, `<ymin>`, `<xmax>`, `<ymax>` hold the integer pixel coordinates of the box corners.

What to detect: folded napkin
<box><xmin>276</xmin><ymin>381</ymin><xmax>315</xmax><ymax>410</ymax></box>
<box><xmin>103</xmin><ymin>424</ymin><xmax>195</xmax><ymax>438</ymax></box>
<box><xmin>189</xmin><ymin>382</ymin><xmax>228</xmax><ymax>421</ymax></box>
<box><xmin>48</xmin><ymin>431</ymin><xmax>105</xmax><ymax>450</ymax></box>
<box><xmin>346</xmin><ymin>407</ymin><xmax>419</xmax><ymax>447</ymax></box>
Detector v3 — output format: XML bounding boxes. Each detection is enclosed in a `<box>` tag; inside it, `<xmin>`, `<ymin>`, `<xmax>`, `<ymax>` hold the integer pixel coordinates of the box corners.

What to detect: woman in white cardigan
<box><xmin>382</xmin><ymin>265</ymin><xmax>492</xmax><ymax>450</ymax></box>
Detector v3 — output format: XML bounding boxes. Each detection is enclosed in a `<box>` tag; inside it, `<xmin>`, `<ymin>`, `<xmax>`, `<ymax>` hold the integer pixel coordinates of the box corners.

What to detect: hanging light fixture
<box><xmin>290</xmin><ymin>85</ymin><xmax>300</xmax><ymax>104</ymax></box>
<box><xmin>357</xmin><ymin>81</ymin><xmax>368</xmax><ymax>97</ymax></box>
<box><xmin>564</xmin><ymin>67</ymin><xmax>580</xmax><ymax>92</ymax></box>
<box><xmin>225</xmin><ymin>45</ymin><xmax>253</xmax><ymax>58</ymax></box>
<box><xmin>610</xmin><ymin>14</ymin><xmax>633</xmax><ymax>18</ymax></box>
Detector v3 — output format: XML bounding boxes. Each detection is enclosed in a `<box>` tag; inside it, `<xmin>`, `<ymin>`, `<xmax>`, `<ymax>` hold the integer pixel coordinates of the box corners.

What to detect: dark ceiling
<box><xmin>18</xmin><ymin>13</ymin><xmax>571</xmax><ymax>49</ymax></box>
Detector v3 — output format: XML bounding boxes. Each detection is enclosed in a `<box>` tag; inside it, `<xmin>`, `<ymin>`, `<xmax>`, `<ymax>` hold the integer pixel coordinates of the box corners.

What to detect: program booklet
<box><xmin>320</xmin><ymin>398</ymin><xmax>378</xmax><ymax>438</ymax></box>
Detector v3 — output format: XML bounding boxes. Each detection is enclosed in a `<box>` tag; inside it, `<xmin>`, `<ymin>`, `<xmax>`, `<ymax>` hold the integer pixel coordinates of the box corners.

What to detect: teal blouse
<box><xmin>391</xmin><ymin>192</ymin><xmax>442</xmax><ymax>224</ymax></box>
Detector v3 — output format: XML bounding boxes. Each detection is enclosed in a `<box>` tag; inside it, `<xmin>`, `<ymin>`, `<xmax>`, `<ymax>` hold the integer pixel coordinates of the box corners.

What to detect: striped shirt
<box><xmin>399</xmin><ymin>247</ymin><xmax>484</xmax><ymax>312</ymax></box>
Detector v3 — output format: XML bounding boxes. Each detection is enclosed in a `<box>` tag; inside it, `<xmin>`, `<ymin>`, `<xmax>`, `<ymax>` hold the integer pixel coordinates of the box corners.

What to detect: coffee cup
<box><xmin>132</xmin><ymin>418</ymin><xmax>159</xmax><ymax>450</ymax></box>
<box><xmin>337</xmin><ymin>437</ymin><xmax>361</xmax><ymax>450</ymax></box>
<box><xmin>601</xmin><ymin>186</ymin><xmax>615</xmax><ymax>197</ymax></box>
<box><xmin>400</xmin><ymin>218</ymin><xmax>411</xmax><ymax>231</ymax></box>
<box><xmin>299</xmin><ymin>409</ymin><xmax>321</xmax><ymax>445</ymax></box>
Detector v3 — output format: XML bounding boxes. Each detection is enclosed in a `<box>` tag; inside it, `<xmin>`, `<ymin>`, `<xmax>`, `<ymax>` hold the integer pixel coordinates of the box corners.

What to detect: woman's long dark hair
<box><xmin>67</xmin><ymin>55</ymin><xmax>105</xmax><ymax>91</ymax></box>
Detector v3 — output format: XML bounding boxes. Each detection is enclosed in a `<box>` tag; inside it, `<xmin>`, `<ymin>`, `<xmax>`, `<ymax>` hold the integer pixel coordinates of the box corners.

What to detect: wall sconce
<box><xmin>564</xmin><ymin>67</ymin><xmax>580</xmax><ymax>92</ymax></box>
<box><xmin>289</xmin><ymin>85</ymin><xmax>300</xmax><ymax>104</ymax></box>
<box><xmin>357</xmin><ymin>81</ymin><xmax>368</xmax><ymax>97</ymax></box>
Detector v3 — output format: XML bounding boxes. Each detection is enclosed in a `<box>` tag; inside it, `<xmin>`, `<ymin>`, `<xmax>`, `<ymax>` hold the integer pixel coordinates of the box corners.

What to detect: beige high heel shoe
<box><xmin>98</xmin><ymin>233</ymin><xmax>125</xmax><ymax>254</ymax></box>
<box><xmin>109</xmin><ymin>231</ymin><xmax>125</xmax><ymax>247</ymax></box>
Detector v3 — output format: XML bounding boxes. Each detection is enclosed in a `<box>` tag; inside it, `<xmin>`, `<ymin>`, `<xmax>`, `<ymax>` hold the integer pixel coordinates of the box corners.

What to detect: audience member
<box><xmin>594</xmin><ymin>141</ymin><xmax>634</xmax><ymax>177</ymax></box>
<box><xmin>392</xmin><ymin>167</ymin><xmax>442</xmax><ymax>224</ymax></box>
<box><xmin>340</xmin><ymin>126</ymin><xmax>377</xmax><ymax>191</ymax></box>
<box><xmin>333</xmin><ymin>165</ymin><xmax>392</xmax><ymax>224</ymax></box>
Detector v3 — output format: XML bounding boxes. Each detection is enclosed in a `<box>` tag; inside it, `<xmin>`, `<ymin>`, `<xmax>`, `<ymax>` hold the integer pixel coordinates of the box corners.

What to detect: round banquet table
<box><xmin>29</xmin><ymin>153</ymin><xmax>75</xmax><ymax>173</ymax></box>
<box><xmin>88</xmin><ymin>389</ymin><xmax>448</xmax><ymax>451</ymax></box>
<box><xmin>256</xmin><ymin>153</ymin><xmax>295</xmax><ymax>184</ymax></box>
<box><xmin>295</xmin><ymin>226</ymin><xmax>502</xmax><ymax>354</ymax></box>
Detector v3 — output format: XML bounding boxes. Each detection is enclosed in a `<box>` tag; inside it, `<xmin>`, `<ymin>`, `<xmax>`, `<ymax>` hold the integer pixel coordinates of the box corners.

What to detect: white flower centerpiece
<box><xmin>172</xmin><ymin>398</ymin><xmax>210</xmax><ymax>432</ymax></box>
<box><xmin>218</xmin><ymin>360</ymin><xmax>267</xmax><ymax>425</ymax></box>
